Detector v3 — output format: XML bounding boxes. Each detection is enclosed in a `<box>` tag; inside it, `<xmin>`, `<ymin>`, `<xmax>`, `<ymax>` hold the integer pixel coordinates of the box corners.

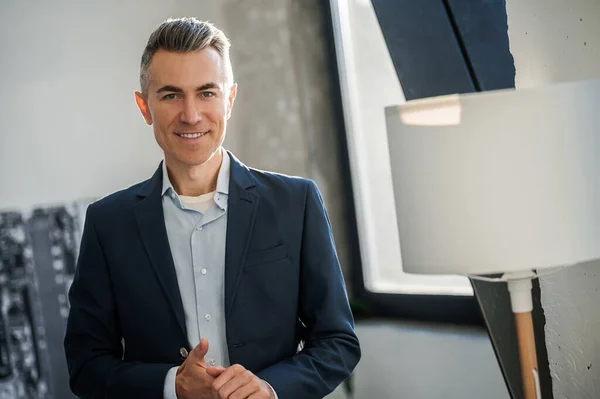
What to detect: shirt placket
<box><xmin>190</xmin><ymin>206</ymin><xmax>225</xmax><ymax>367</ymax></box>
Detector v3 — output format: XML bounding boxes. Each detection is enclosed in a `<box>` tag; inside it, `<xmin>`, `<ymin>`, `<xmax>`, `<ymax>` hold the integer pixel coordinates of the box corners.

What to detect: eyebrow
<box><xmin>156</xmin><ymin>83</ymin><xmax>221</xmax><ymax>94</ymax></box>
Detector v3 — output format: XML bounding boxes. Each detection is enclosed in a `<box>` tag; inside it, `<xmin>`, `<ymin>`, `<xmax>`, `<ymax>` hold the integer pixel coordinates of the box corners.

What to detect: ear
<box><xmin>226</xmin><ymin>83</ymin><xmax>237</xmax><ymax>120</ymax></box>
<box><xmin>134</xmin><ymin>91</ymin><xmax>153</xmax><ymax>125</ymax></box>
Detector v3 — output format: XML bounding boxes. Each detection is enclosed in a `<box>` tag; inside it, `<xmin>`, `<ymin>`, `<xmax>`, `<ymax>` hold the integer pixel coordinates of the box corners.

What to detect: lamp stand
<box><xmin>514</xmin><ymin>310</ymin><xmax>539</xmax><ymax>399</ymax></box>
<box><xmin>507</xmin><ymin>276</ymin><xmax>541</xmax><ymax>399</ymax></box>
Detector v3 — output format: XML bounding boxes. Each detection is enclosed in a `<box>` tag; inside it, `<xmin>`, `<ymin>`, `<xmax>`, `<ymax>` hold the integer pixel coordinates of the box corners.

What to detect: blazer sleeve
<box><xmin>256</xmin><ymin>180</ymin><xmax>361</xmax><ymax>398</ymax></box>
<box><xmin>63</xmin><ymin>205</ymin><xmax>174</xmax><ymax>399</ymax></box>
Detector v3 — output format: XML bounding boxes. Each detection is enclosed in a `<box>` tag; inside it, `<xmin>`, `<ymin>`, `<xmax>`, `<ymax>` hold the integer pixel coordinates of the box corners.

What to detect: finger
<box><xmin>215</xmin><ymin>369</ymin><xmax>255</xmax><ymax>399</ymax></box>
<box><xmin>206</xmin><ymin>366</ymin><xmax>226</xmax><ymax>378</ymax></box>
<box><xmin>212</xmin><ymin>364</ymin><xmax>246</xmax><ymax>393</ymax></box>
<box><xmin>225</xmin><ymin>378</ymin><xmax>262</xmax><ymax>399</ymax></box>
<box><xmin>186</xmin><ymin>338</ymin><xmax>208</xmax><ymax>368</ymax></box>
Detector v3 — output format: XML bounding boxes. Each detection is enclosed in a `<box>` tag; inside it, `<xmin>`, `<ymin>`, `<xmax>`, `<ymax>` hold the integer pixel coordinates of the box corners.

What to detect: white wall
<box><xmin>353</xmin><ymin>321</ymin><xmax>509</xmax><ymax>399</ymax></box>
<box><xmin>506</xmin><ymin>1</ymin><xmax>600</xmax><ymax>397</ymax></box>
<box><xmin>0</xmin><ymin>1</ymin><xmax>221</xmax><ymax>210</ymax></box>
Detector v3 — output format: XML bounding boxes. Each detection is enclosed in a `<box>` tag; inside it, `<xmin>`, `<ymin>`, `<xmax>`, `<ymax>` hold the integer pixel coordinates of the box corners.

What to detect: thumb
<box><xmin>206</xmin><ymin>366</ymin><xmax>226</xmax><ymax>378</ymax></box>
<box><xmin>189</xmin><ymin>338</ymin><xmax>209</xmax><ymax>363</ymax></box>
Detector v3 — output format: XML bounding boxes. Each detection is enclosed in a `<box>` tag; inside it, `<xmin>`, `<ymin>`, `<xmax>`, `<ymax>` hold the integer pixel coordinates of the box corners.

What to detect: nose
<box><xmin>180</xmin><ymin>98</ymin><xmax>202</xmax><ymax>125</ymax></box>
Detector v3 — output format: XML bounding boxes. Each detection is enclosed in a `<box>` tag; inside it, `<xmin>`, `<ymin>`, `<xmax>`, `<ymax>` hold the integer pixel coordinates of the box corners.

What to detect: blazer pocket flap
<box><xmin>245</xmin><ymin>244</ymin><xmax>289</xmax><ymax>268</ymax></box>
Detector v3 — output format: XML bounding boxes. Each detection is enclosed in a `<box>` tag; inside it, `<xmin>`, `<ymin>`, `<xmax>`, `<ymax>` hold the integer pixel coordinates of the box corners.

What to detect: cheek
<box><xmin>206</xmin><ymin>105</ymin><xmax>228</xmax><ymax>126</ymax></box>
<box><xmin>153</xmin><ymin>108</ymin><xmax>178</xmax><ymax>132</ymax></box>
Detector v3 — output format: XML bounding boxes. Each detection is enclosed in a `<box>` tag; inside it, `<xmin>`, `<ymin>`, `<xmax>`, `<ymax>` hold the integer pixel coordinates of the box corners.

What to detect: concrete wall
<box><xmin>220</xmin><ymin>1</ymin><xmax>352</xmax><ymax>283</ymax></box>
<box><xmin>0</xmin><ymin>1</ymin><xmax>351</xmax><ymax>278</ymax></box>
<box><xmin>506</xmin><ymin>1</ymin><xmax>600</xmax><ymax>397</ymax></box>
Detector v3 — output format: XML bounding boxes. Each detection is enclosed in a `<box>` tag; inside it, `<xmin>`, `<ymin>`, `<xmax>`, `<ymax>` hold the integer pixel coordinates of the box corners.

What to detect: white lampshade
<box><xmin>386</xmin><ymin>79</ymin><xmax>600</xmax><ymax>276</ymax></box>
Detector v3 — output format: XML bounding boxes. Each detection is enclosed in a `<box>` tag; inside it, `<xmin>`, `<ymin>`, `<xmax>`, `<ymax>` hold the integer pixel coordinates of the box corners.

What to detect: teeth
<box><xmin>179</xmin><ymin>132</ymin><xmax>205</xmax><ymax>138</ymax></box>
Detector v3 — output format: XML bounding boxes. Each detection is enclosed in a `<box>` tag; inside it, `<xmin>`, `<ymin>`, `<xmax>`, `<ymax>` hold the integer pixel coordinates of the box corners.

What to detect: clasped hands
<box><xmin>176</xmin><ymin>338</ymin><xmax>274</xmax><ymax>399</ymax></box>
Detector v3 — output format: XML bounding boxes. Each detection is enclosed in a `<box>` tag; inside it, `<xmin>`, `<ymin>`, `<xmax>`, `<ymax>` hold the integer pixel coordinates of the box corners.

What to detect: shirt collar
<box><xmin>161</xmin><ymin>160</ymin><xmax>174</xmax><ymax>197</ymax></box>
<box><xmin>161</xmin><ymin>149</ymin><xmax>231</xmax><ymax>198</ymax></box>
<box><xmin>216</xmin><ymin>150</ymin><xmax>231</xmax><ymax>195</ymax></box>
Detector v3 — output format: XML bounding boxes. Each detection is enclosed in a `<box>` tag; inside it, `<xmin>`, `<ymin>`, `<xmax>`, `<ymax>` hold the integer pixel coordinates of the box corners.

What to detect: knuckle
<box><xmin>221</xmin><ymin>388</ymin><xmax>233</xmax><ymax>399</ymax></box>
<box><xmin>232</xmin><ymin>364</ymin><xmax>245</xmax><ymax>372</ymax></box>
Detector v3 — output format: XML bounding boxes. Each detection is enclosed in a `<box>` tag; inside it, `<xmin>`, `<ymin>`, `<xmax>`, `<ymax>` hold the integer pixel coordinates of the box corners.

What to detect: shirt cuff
<box><xmin>264</xmin><ymin>380</ymin><xmax>278</xmax><ymax>399</ymax></box>
<box><xmin>163</xmin><ymin>366</ymin><xmax>178</xmax><ymax>399</ymax></box>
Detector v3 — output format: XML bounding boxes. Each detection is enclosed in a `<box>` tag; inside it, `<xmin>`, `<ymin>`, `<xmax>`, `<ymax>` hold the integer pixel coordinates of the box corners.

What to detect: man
<box><xmin>64</xmin><ymin>17</ymin><xmax>360</xmax><ymax>399</ymax></box>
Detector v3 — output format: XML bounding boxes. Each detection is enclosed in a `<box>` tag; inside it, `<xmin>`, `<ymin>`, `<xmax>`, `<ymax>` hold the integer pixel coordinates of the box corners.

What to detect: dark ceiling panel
<box><xmin>446</xmin><ymin>0</ymin><xmax>516</xmax><ymax>90</ymax></box>
<box><xmin>370</xmin><ymin>0</ymin><xmax>475</xmax><ymax>100</ymax></box>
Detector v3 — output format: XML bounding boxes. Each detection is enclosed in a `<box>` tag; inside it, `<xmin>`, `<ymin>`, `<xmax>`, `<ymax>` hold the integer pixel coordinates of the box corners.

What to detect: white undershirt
<box><xmin>180</xmin><ymin>191</ymin><xmax>216</xmax><ymax>214</ymax></box>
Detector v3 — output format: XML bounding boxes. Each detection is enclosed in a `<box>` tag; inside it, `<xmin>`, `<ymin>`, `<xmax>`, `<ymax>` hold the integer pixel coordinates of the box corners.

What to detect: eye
<box><xmin>163</xmin><ymin>93</ymin><xmax>178</xmax><ymax>100</ymax></box>
<box><xmin>201</xmin><ymin>92</ymin><xmax>215</xmax><ymax>98</ymax></box>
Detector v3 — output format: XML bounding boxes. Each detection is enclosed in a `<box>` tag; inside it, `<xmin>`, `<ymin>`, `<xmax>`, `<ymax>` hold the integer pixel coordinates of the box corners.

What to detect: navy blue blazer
<box><xmin>64</xmin><ymin>152</ymin><xmax>360</xmax><ymax>399</ymax></box>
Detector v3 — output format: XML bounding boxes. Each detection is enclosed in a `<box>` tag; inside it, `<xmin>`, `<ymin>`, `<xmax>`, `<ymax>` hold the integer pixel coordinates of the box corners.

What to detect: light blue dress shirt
<box><xmin>161</xmin><ymin>151</ymin><xmax>277</xmax><ymax>398</ymax></box>
<box><xmin>162</xmin><ymin>152</ymin><xmax>231</xmax><ymax>398</ymax></box>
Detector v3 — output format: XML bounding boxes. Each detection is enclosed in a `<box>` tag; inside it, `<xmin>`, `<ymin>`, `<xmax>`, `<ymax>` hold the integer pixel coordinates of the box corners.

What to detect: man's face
<box><xmin>135</xmin><ymin>48</ymin><xmax>237</xmax><ymax>168</ymax></box>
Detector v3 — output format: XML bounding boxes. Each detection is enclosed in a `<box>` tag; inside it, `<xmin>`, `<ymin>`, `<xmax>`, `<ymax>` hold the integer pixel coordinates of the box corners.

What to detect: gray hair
<box><xmin>140</xmin><ymin>17</ymin><xmax>233</xmax><ymax>95</ymax></box>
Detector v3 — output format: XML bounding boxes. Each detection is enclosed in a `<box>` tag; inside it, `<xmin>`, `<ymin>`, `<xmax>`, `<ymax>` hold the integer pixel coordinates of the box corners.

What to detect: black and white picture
<box><xmin>0</xmin><ymin>202</ymin><xmax>89</xmax><ymax>399</ymax></box>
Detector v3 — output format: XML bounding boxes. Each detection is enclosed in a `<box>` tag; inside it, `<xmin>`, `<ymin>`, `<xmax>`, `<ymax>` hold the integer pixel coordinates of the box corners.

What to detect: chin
<box><xmin>167</xmin><ymin>144</ymin><xmax>221</xmax><ymax>166</ymax></box>
<box><xmin>178</xmin><ymin>153</ymin><xmax>214</xmax><ymax>166</ymax></box>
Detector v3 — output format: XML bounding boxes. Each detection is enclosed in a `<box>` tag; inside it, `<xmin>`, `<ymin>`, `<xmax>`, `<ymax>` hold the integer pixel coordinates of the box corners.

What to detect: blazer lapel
<box><xmin>225</xmin><ymin>153</ymin><xmax>259</xmax><ymax>316</ymax></box>
<box><xmin>134</xmin><ymin>164</ymin><xmax>187</xmax><ymax>340</ymax></box>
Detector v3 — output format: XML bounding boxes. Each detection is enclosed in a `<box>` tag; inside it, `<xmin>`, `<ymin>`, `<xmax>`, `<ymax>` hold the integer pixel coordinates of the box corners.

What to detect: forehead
<box><xmin>148</xmin><ymin>47</ymin><xmax>227</xmax><ymax>89</ymax></box>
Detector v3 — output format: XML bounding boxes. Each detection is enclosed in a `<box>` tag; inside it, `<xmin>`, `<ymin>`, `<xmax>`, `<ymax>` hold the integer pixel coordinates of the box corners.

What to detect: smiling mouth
<box><xmin>176</xmin><ymin>132</ymin><xmax>208</xmax><ymax>139</ymax></box>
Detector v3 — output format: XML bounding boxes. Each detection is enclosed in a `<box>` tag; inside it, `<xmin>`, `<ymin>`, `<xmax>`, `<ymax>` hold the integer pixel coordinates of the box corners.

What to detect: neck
<box><xmin>165</xmin><ymin>148</ymin><xmax>224</xmax><ymax>196</ymax></box>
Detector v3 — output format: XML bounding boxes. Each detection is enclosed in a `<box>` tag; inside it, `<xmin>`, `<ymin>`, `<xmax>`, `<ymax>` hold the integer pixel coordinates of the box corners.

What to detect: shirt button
<box><xmin>209</xmin><ymin>359</ymin><xmax>216</xmax><ymax>366</ymax></box>
<box><xmin>196</xmin><ymin>226</ymin><xmax>203</xmax><ymax>231</ymax></box>
<box><xmin>201</xmin><ymin>268</ymin><xmax>207</xmax><ymax>275</ymax></box>
<box><xmin>180</xmin><ymin>347</ymin><xmax>188</xmax><ymax>359</ymax></box>
<box><xmin>205</xmin><ymin>314</ymin><xmax>211</xmax><ymax>321</ymax></box>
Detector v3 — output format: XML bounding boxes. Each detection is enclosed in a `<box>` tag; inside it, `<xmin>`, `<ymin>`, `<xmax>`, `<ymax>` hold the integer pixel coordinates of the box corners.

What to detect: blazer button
<box><xmin>180</xmin><ymin>347</ymin><xmax>189</xmax><ymax>359</ymax></box>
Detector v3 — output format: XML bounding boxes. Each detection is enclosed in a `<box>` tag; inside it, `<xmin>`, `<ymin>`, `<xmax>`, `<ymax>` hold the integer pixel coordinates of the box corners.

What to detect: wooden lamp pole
<box><xmin>508</xmin><ymin>276</ymin><xmax>541</xmax><ymax>399</ymax></box>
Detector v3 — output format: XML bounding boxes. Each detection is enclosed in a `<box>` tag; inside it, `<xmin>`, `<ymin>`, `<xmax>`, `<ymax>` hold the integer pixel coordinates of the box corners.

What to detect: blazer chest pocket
<box><xmin>245</xmin><ymin>244</ymin><xmax>289</xmax><ymax>268</ymax></box>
